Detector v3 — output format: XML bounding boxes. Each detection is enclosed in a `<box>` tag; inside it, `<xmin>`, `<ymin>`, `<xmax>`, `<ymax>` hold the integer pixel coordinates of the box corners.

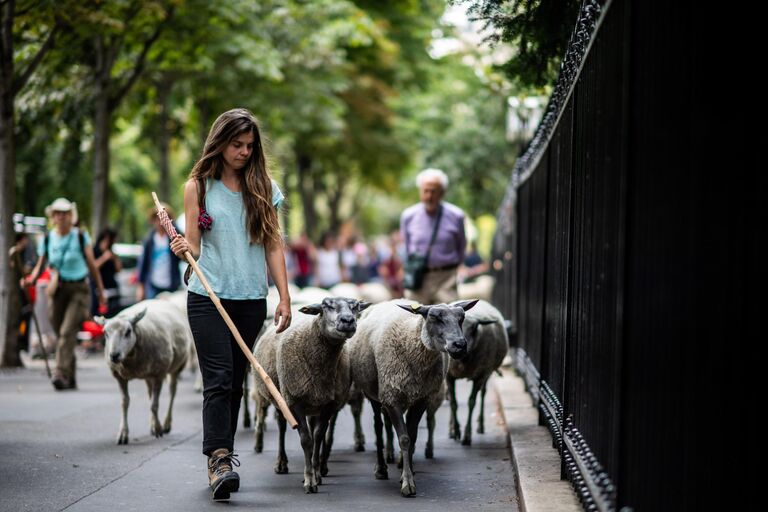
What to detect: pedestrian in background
<box><xmin>9</xmin><ymin>233</ymin><xmax>32</xmax><ymax>356</ymax></box>
<box><xmin>91</xmin><ymin>227</ymin><xmax>122</xmax><ymax>317</ymax></box>
<box><xmin>137</xmin><ymin>204</ymin><xmax>181</xmax><ymax>300</ymax></box>
<box><xmin>24</xmin><ymin>198</ymin><xmax>106</xmax><ymax>390</ymax></box>
<box><xmin>314</xmin><ymin>231</ymin><xmax>343</xmax><ymax>288</ymax></box>
<box><xmin>170</xmin><ymin>108</ymin><xmax>292</xmax><ymax>502</ymax></box>
<box><xmin>289</xmin><ymin>232</ymin><xmax>314</xmax><ymax>288</ymax></box>
<box><xmin>400</xmin><ymin>168</ymin><xmax>466</xmax><ymax>304</ymax></box>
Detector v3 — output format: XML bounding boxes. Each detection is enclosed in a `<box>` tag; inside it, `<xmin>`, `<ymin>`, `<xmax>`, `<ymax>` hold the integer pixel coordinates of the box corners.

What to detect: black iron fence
<box><xmin>490</xmin><ymin>1</ymin><xmax>753</xmax><ymax>510</ymax></box>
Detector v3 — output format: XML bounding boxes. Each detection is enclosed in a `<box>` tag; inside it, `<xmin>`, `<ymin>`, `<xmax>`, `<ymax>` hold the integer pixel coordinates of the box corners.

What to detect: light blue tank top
<box><xmin>37</xmin><ymin>228</ymin><xmax>91</xmax><ymax>281</ymax></box>
<box><xmin>188</xmin><ymin>178</ymin><xmax>284</xmax><ymax>300</ymax></box>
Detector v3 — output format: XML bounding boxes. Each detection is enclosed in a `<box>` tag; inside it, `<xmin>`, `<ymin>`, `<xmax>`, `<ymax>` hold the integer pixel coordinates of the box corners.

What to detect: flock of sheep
<box><xmin>95</xmin><ymin>279</ymin><xmax>507</xmax><ymax>498</ymax></box>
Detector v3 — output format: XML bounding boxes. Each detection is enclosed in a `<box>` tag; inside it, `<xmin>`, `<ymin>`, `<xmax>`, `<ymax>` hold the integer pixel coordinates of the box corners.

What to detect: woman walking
<box><xmin>25</xmin><ymin>198</ymin><xmax>106</xmax><ymax>390</ymax></box>
<box><xmin>170</xmin><ymin>108</ymin><xmax>292</xmax><ymax>501</ymax></box>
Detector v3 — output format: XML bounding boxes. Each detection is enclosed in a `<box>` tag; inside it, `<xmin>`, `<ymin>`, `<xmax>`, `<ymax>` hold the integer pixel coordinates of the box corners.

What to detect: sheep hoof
<box><xmin>354</xmin><ymin>442</ymin><xmax>365</xmax><ymax>452</ymax></box>
<box><xmin>304</xmin><ymin>482</ymin><xmax>318</xmax><ymax>493</ymax></box>
<box><xmin>320</xmin><ymin>465</ymin><xmax>329</xmax><ymax>477</ymax></box>
<box><xmin>425</xmin><ymin>447</ymin><xmax>434</xmax><ymax>459</ymax></box>
<box><xmin>274</xmin><ymin>460</ymin><xmax>289</xmax><ymax>474</ymax></box>
<box><xmin>461</xmin><ymin>437</ymin><xmax>472</xmax><ymax>446</ymax></box>
<box><xmin>162</xmin><ymin>424</ymin><xmax>171</xmax><ymax>434</ymax></box>
<box><xmin>477</xmin><ymin>425</ymin><xmax>485</xmax><ymax>434</ymax></box>
<box><xmin>374</xmin><ymin>465</ymin><xmax>388</xmax><ymax>480</ymax></box>
<box><xmin>116</xmin><ymin>432</ymin><xmax>129</xmax><ymax>445</ymax></box>
<box><xmin>254</xmin><ymin>443</ymin><xmax>263</xmax><ymax>453</ymax></box>
<box><xmin>400</xmin><ymin>479</ymin><xmax>417</xmax><ymax>497</ymax></box>
<box><xmin>385</xmin><ymin>452</ymin><xmax>394</xmax><ymax>464</ymax></box>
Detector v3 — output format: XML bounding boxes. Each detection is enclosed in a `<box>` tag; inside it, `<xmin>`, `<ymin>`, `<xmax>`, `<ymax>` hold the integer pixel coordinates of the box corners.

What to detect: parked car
<box><xmin>112</xmin><ymin>243</ymin><xmax>143</xmax><ymax>309</ymax></box>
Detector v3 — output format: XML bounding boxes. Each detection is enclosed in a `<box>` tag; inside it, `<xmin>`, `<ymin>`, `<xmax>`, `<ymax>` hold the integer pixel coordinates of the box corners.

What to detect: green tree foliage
<box><xmin>452</xmin><ymin>0</ymin><xmax>581</xmax><ymax>88</ymax></box>
<box><xmin>11</xmin><ymin>0</ymin><xmax>520</xmax><ymax>249</ymax></box>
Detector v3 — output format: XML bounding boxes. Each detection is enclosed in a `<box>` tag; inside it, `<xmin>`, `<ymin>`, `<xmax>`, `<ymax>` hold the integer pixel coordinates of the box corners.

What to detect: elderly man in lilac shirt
<box><xmin>400</xmin><ymin>168</ymin><xmax>467</xmax><ymax>304</ymax></box>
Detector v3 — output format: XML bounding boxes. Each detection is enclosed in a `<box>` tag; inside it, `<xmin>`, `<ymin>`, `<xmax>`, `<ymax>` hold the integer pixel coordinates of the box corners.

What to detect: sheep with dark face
<box><xmin>447</xmin><ymin>300</ymin><xmax>508</xmax><ymax>446</ymax></box>
<box><xmin>97</xmin><ymin>299</ymin><xmax>190</xmax><ymax>445</ymax></box>
<box><xmin>251</xmin><ymin>297</ymin><xmax>371</xmax><ymax>494</ymax></box>
<box><xmin>348</xmin><ymin>299</ymin><xmax>478</xmax><ymax>497</ymax></box>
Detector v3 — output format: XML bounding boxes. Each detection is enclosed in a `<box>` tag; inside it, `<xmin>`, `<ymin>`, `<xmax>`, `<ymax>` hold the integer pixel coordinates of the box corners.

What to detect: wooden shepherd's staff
<box><xmin>152</xmin><ymin>192</ymin><xmax>298</xmax><ymax>429</ymax></box>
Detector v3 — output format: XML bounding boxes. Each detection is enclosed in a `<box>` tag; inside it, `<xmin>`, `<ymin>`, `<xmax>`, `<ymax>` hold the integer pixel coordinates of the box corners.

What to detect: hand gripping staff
<box><xmin>151</xmin><ymin>192</ymin><xmax>298</xmax><ymax>429</ymax></box>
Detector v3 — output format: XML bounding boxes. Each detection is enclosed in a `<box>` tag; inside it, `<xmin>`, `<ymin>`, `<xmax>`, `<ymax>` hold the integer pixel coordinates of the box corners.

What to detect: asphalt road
<box><xmin>0</xmin><ymin>352</ymin><xmax>518</xmax><ymax>511</ymax></box>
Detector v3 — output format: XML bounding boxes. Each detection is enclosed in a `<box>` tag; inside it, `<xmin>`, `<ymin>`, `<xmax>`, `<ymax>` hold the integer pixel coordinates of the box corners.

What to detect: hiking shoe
<box><xmin>207</xmin><ymin>449</ymin><xmax>240</xmax><ymax>501</ymax></box>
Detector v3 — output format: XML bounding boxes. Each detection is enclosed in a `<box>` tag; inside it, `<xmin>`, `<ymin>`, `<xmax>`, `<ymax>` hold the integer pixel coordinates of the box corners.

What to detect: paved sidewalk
<box><xmin>1</xmin><ymin>352</ymin><xmax>518</xmax><ymax>511</ymax></box>
<box><xmin>490</xmin><ymin>363</ymin><xmax>581</xmax><ymax>512</ymax></box>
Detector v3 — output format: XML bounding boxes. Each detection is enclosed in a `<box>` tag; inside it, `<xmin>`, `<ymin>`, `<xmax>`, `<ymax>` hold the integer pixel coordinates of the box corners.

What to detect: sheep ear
<box><xmin>130</xmin><ymin>307</ymin><xmax>147</xmax><ymax>326</ymax></box>
<box><xmin>355</xmin><ymin>301</ymin><xmax>372</xmax><ymax>313</ymax></box>
<box><xmin>397</xmin><ymin>303</ymin><xmax>429</xmax><ymax>317</ymax></box>
<box><xmin>93</xmin><ymin>315</ymin><xmax>106</xmax><ymax>326</ymax></box>
<box><xmin>454</xmin><ymin>299</ymin><xmax>479</xmax><ymax>312</ymax></box>
<box><xmin>299</xmin><ymin>304</ymin><xmax>323</xmax><ymax>315</ymax></box>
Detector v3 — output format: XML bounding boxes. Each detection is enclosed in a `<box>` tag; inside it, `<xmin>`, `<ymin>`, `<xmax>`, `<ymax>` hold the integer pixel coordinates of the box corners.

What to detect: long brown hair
<box><xmin>189</xmin><ymin>108</ymin><xmax>281</xmax><ymax>246</ymax></box>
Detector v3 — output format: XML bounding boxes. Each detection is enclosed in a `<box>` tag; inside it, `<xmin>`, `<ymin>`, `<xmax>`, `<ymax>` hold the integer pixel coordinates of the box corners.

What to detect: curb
<box><xmin>491</xmin><ymin>366</ymin><xmax>581</xmax><ymax>512</ymax></box>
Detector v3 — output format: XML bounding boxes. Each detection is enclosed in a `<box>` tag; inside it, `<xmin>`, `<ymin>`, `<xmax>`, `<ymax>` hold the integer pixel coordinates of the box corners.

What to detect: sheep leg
<box><xmin>383</xmin><ymin>411</ymin><xmax>396</xmax><ymax>464</ymax></box>
<box><xmin>321</xmin><ymin>411</ymin><xmax>339</xmax><ymax>477</ymax></box>
<box><xmin>274</xmin><ymin>410</ymin><xmax>289</xmax><ymax>474</ymax></box>
<box><xmin>370</xmin><ymin>400</ymin><xmax>388</xmax><ymax>480</ymax></box>
<box><xmin>425</xmin><ymin>406</ymin><xmax>436</xmax><ymax>459</ymax></box>
<box><xmin>350</xmin><ymin>395</ymin><xmax>366</xmax><ymax>452</ymax></box>
<box><xmin>384</xmin><ymin>404</ymin><xmax>416</xmax><ymax>497</ymax></box>
<box><xmin>462</xmin><ymin>379</ymin><xmax>483</xmax><ymax>446</ymax></box>
<box><xmin>254</xmin><ymin>400</ymin><xmax>268</xmax><ymax>453</ymax></box>
<box><xmin>291</xmin><ymin>405</ymin><xmax>318</xmax><ymax>494</ymax></box>
<box><xmin>477</xmin><ymin>379</ymin><xmax>488</xmax><ymax>434</ymax></box>
<box><xmin>116</xmin><ymin>377</ymin><xmax>130</xmax><ymax>445</ymax></box>
<box><xmin>312</xmin><ymin>410</ymin><xmax>333</xmax><ymax>484</ymax></box>
<box><xmin>406</xmin><ymin>401</ymin><xmax>427</xmax><ymax>471</ymax></box>
<box><xmin>448</xmin><ymin>375</ymin><xmax>460</xmax><ymax>440</ymax></box>
<box><xmin>242</xmin><ymin>373</ymin><xmax>251</xmax><ymax>429</ymax></box>
<box><xmin>162</xmin><ymin>370</ymin><xmax>179</xmax><ymax>434</ymax></box>
<box><xmin>149</xmin><ymin>377</ymin><xmax>164</xmax><ymax>438</ymax></box>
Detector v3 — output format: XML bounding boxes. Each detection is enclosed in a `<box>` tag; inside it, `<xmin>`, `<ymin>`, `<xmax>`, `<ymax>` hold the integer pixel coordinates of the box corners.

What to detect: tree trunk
<box><xmin>0</xmin><ymin>83</ymin><xmax>21</xmax><ymax>367</ymax></box>
<box><xmin>198</xmin><ymin>98</ymin><xmax>211</xmax><ymax>149</ymax></box>
<box><xmin>91</xmin><ymin>81</ymin><xmax>110</xmax><ymax>236</ymax></box>
<box><xmin>156</xmin><ymin>78</ymin><xmax>172</xmax><ymax>201</ymax></box>
<box><xmin>295</xmin><ymin>149</ymin><xmax>317</xmax><ymax>241</ymax></box>
<box><xmin>328</xmin><ymin>175</ymin><xmax>344</xmax><ymax>235</ymax></box>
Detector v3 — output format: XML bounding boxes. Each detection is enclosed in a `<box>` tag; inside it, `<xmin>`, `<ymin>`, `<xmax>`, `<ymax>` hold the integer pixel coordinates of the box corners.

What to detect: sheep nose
<box><xmin>110</xmin><ymin>352</ymin><xmax>121</xmax><ymax>364</ymax></box>
<box><xmin>337</xmin><ymin>315</ymin><xmax>356</xmax><ymax>332</ymax></box>
<box><xmin>447</xmin><ymin>340</ymin><xmax>468</xmax><ymax>360</ymax></box>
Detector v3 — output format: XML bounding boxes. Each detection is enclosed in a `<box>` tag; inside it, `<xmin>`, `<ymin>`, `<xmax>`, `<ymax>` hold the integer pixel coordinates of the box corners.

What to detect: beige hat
<box><xmin>45</xmin><ymin>197</ymin><xmax>78</xmax><ymax>225</ymax></box>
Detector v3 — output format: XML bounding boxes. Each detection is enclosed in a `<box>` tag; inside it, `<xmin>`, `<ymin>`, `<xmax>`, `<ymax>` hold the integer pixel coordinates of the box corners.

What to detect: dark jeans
<box><xmin>187</xmin><ymin>291</ymin><xmax>266</xmax><ymax>455</ymax></box>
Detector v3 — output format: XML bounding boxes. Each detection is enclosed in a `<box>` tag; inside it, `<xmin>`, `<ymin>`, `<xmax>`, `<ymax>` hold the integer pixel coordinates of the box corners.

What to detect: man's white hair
<box><xmin>416</xmin><ymin>168</ymin><xmax>449</xmax><ymax>190</ymax></box>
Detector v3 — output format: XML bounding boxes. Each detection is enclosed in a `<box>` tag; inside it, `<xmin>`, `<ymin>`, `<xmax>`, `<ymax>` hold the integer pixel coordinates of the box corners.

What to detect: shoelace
<box><xmin>209</xmin><ymin>451</ymin><xmax>240</xmax><ymax>476</ymax></box>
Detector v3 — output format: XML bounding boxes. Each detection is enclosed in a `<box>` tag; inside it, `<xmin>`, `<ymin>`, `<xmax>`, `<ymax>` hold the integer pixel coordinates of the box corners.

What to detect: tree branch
<box><xmin>1</xmin><ymin>0</ymin><xmax>14</xmax><ymax>89</ymax></box>
<box><xmin>12</xmin><ymin>19</ymin><xmax>60</xmax><ymax>95</ymax></box>
<box><xmin>109</xmin><ymin>4</ymin><xmax>175</xmax><ymax>109</ymax></box>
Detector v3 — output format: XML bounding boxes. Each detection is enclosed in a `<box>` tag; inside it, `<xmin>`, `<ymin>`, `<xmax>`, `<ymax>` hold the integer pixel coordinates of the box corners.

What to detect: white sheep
<box><xmin>458</xmin><ymin>274</ymin><xmax>495</xmax><ymax>302</ymax></box>
<box><xmin>251</xmin><ymin>297</ymin><xmax>370</xmax><ymax>493</ymax></box>
<box><xmin>447</xmin><ymin>299</ymin><xmax>508</xmax><ymax>446</ymax></box>
<box><xmin>329</xmin><ymin>282</ymin><xmax>362</xmax><ymax>300</ymax></box>
<box><xmin>348</xmin><ymin>299</ymin><xmax>478</xmax><ymax>497</ymax></box>
<box><xmin>97</xmin><ymin>299</ymin><xmax>190</xmax><ymax>445</ymax></box>
<box><xmin>358</xmin><ymin>282</ymin><xmax>392</xmax><ymax>303</ymax></box>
